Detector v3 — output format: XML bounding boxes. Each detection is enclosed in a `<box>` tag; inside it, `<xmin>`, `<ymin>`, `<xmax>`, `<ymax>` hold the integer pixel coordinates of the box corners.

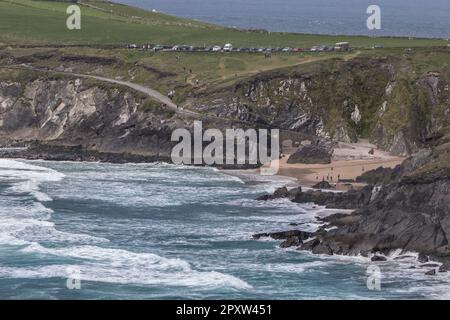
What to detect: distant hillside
<box><xmin>0</xmin><ymin>0</ymin><xmax>449</xmax><ymax>47</ymax></box>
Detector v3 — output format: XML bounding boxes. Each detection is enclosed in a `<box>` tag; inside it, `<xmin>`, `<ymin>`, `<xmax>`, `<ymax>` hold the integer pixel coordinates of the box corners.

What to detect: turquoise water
<box><xmin>0</xmin><ymin>159</ymin><xmax>449</xmax><ymax>299</ymax></box>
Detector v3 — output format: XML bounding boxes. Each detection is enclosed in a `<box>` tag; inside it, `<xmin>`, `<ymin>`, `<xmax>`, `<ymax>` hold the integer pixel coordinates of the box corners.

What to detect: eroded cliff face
<box><xmin>308</xmin><ymin>141</ymin><xmax>450</xmax><ymax>264</ymax></box>
<box><xmin>256</xmin><ymin>130</ymin><xmax>450</xmax><ymax>266</ymax></box>
<box><xmin>190</xmin><ymin>57</ymin><xmax>450</xmax><ymax>155</ymax></box>
<box><xmin>0</xmin><ymin>76</ymin><xmax>184</xmax><ymax>159</ymax></box>
<box><xmin>1</xmin><ymin>54</ymin><xmax>448</xmax><ymax>160</ymax></box>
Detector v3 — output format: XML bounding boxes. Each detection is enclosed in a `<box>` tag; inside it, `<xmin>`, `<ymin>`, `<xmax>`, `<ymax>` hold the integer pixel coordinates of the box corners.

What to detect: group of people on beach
<box><xmin>316</xmin><ymin>166</ymin><xmax>366</xmax><ymax>184</ymax></box>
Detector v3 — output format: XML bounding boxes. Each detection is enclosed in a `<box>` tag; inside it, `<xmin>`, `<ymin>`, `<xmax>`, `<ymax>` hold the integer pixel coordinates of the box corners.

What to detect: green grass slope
<box><xmin>0</xmin><ymin>0</ymin><xmax>449</xmax><ymax>47</ymax></box>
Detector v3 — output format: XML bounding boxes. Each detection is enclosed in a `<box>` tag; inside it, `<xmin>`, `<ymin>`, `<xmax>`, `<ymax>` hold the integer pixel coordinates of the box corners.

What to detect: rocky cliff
<box><xmin>0</xmin><ymin>70</ymin><xmax>187</xmax><ymax>161</ymax></box>
<box><xmin>189</xmin><ymin>54</ymin><xmax>450</xmax><ymax>156</ymax></box>
<box><xmin>255</xmin><ymin>128</ymin><xmax>450</xmax><ymax>268</ymax></box>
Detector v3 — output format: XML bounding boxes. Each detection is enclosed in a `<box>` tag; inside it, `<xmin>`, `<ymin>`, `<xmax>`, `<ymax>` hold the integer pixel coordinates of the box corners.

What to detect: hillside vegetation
<box><xmin>189</xmin><ymin>47</ymin><xmax>450</xmax><ymax>155</ymax></box>
<box><xmin>0</xmin><ymin>0</ymin><xmax>448</xmax><ymax>156</ymax></box>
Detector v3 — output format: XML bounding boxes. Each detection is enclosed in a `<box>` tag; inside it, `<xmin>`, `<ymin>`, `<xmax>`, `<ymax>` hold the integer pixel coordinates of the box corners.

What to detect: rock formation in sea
<box><xmin>255</xmin><ymin>129</ymin><xmax>450</xmax><ymax>269</ymax></box>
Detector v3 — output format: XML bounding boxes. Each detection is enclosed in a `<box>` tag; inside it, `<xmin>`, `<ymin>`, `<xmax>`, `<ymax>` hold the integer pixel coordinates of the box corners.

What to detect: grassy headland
<box><xmin>0</xmin><ymin>0</ymin><xmax>449</xmax><ymax>48</ymax></box>
<box><xmin>0</xmin><ymin>0</ymin><xmax>448</xmax><ymax>114</ymax></box>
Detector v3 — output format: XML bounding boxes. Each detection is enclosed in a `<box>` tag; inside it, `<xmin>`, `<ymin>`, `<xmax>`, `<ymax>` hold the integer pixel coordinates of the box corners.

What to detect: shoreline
<box><xmin>269</xmin><ymin>140</ymin><xmax>406</xmax><ymax>190</ymax></box>
<box><xmin>3</xmin><ymin>154</ymin><xmax>449</xmax><ymax>278</ymax></box>
<box><xmin>223</xmin><ymin>151</ymin><xmax>406</xmax><ymax>193</ymax></box>
<box><xmin>1</xmin><ymin>139</ymin><xmax>406</xmax><ymax>191</ymax></box>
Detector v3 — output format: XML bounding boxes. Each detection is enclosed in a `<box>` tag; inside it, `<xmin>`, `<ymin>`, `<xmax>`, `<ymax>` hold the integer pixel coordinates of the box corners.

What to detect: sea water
<box><xmin>117</xmin><ymin>0</ymin><xmax>450</xmax><ymax>39</ymax></box>
<box><xmin>0</xmin><ymin>159</ymin><xmax>449</xmax><ymax>299</ymax></box>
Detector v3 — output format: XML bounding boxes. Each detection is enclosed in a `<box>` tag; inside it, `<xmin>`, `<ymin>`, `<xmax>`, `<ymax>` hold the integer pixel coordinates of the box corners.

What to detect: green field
<box><xmin>1</xmin><ymin>0</ymin><xmax>449</xmax><ymax>104</ymax></box>
<box><xmin>0</xmin><ymin>0</ymin><xmax>449</xmax><ymax>48</ymax></box>
<box><xmin>0</xmin><ymin>43</ymin><xmax>351</xmax><ymax>95</ymax></box>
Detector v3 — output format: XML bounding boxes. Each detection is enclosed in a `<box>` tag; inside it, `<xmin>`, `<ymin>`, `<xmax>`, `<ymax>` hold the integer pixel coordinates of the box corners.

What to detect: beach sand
<box><xmin>260</xmin><ymin>140</ymin><xmax>406</xmax><ymax>190</ymax></box>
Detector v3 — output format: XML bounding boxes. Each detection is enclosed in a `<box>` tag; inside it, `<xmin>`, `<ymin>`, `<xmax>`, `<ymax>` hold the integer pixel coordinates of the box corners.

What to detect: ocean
<box><xmin>116</xmin><ymin>0</ymin><xmax>450</xmax><ymax>39</ymax></box>
<box><xmin>1</xmin><ymin>159</ymin><xmax>449</xmax><ymax>299</ymax></box>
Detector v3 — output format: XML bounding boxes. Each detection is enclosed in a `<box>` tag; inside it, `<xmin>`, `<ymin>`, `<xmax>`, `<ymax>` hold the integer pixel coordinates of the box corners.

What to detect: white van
<box><xmin>223</xmin><ymin>43</ymin><xmax>233</xmax><ymax>52</ymax></box>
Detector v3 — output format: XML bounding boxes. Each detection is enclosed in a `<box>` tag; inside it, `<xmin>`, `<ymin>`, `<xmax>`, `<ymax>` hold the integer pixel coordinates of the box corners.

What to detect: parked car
<box><xmin>212</xmin><ymin>45</ymin><xmax>222</xmax><ymax>52</ymax></box>
<box><xmin>282</xmin><ymin>47</ymin><xmax>292</xmax><ymax>52</ymax></box>
<box><xmin>223</xmin><ymin>43</ymin><xmax>233</xmax><ymax>52</ymax></box>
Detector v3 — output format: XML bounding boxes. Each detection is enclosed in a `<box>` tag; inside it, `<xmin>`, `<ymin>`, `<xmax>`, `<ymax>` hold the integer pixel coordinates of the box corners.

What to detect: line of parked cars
<box><xmin>126</xmin><ymin>42</ymin><xmax>351</xmax><ymax>53</ymax></box>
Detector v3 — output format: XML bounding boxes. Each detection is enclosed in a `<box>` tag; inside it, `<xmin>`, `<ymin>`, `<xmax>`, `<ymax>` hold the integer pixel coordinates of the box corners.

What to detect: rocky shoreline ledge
<box><xmin>253</xmin><ymin>135</ymin><xmax>450</xmax><ymax>274</ymax></box>
<box><xmin>0</xmin><ymin>142</ymin><xmax>171</xmax><ymax>164</ymax></box>
<box><xmin>0</xmin><ymin>142</ymin><xmax>260</xmax><ymax>169</ymax></box>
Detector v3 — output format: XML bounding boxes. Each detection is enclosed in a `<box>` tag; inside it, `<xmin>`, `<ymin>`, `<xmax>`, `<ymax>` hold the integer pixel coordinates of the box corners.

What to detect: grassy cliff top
<box><xmin>0</xmin><ymin>0</ymin><xmax>449</xmax><ymax>47</ymax></box>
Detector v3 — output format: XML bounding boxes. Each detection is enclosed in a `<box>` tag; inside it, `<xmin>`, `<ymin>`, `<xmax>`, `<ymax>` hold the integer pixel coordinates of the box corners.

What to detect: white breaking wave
<box><xmin>0</xmin><ymin>159</ymin><xmax>252</xmax><ymax>290</ymax></box>
<box><xmin>0</xmin><ymin>159</ymin><xmax>65</xmax><ymax>202</ymax></box>
<box><xmin>3</xmin><ymin>243</ymin><xmax>252</xmax><ymax>289</ymax></box>
<box><xmin>2</xmin><ymin>159</ymin><xmax>450</xmax><ymax>298</ymax></box>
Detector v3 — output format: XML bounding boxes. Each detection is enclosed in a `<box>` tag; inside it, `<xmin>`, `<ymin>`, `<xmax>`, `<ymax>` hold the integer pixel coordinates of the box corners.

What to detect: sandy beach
<box><xmin>261</xmin><ymin>140</ymin><xmax>406</xmax><ymax>189</ymax></box>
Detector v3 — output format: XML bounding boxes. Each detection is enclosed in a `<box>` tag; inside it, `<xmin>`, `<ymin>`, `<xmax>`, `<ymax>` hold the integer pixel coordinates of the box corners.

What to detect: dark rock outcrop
<box><xmin>355</xmin><ymin>166</ymin><xmax>396</xmax><ymax>185</ymax></box>
<box><xmin>287</xmin><ymin>140</ymin><xmax>333</xmax><ymax>164</ymax></box>
<box><xmin>252</xmin><ymin>230</ymin><xmax>312</xmax><ymax>241</ymax></box>
<box><xmin>439</xmin><ymin>265</ymin><xmax>448</xmax><ymax>273</ymax></box>
<box><xmin>253</xmin><ymin>230</ymin><xmax>313</xmax><ymax>249</ymax></box>
<box><xmin>311</xmin><ymin>180</ymin><xmax>334</xmax><ymax>190</ymax></box>
<box><xmin>257</xmin><ymin>185</ymin><xmax>372</xmax><ymax>210</ymax></box>
<box><xmin>254</xmin><ymin>131</ymin><xmax>450</xmax><ymax>267</ymax></box>
<box><xmin>256</xmin><ymin>186</ymin><xmax>300</xmax><ymax>201</ymax></box>
<box><xmin>371</xmin><ymin>255</ymin><xmax>387</xmax><ymax>262</ymax></box>
<box><xmin>291</xmin><ymin>185</ymin><xmax>373</xmax><ymax>210</ymax></box>
<box><xmin>280</xmin><ymin>236</ymin><xmax>303</xmax><ymax>248</ymax></box>
<box><xmin>425</xmin><ymin>269</ymin><xmax>436</xmax><ymax>276</ymax></box>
